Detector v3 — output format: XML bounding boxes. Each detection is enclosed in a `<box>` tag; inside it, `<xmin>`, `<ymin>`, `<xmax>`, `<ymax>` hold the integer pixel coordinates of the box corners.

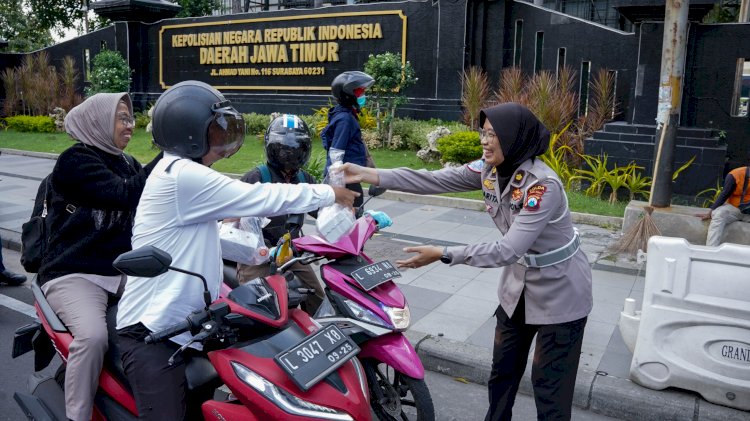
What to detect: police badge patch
<box><xmin>511</xmin><ymin>188</ymin><xmax>523</xmax><ymax>202</ymax></box>
<box><xmin>483</xmin><ymin>178</ymin><xmax>495</xmax><ymax>190</ymax></box>
<box><xmin>524</xmin><ymin>185</ymin><xmax>547</xmax><ymax>211</ymax></box>
<box><xmin>466</xmin><ymin>159</ymin><xmax>484</xmax><ymax>173</ymax></box>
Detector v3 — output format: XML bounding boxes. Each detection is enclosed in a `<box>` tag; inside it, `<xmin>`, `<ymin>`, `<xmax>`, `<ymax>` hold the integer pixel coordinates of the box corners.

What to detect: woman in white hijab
<box><xmin>37</xmin><ymin>93</ymin><xmax>161</xmax><ymax>421</ymax></box>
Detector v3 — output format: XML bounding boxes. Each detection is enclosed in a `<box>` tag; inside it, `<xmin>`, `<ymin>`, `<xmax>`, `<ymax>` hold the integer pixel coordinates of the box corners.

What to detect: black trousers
<box><xmin>118</xmin><ymin>324</ymin><xmax>188</xmax><ymax>421</ymax></box>
<box><xmin>485</xmin><ymin>299</ymin><xmax>587</xmax><ymax>421</ymax></box>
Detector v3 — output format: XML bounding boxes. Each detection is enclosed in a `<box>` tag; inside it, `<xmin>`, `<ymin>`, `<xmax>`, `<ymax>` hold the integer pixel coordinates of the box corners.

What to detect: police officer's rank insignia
<box><xmin>483</xmin><ymin>178</ymin><xmax>495</xmax><ymax>190</ymax></box>
<box><xmin>510</xmin><ymin>170</ymin><xmax>526</xmax><ymax>188</ymax></box>
<box><xmin>466</xmin><ymin>159</ymin><xmax>484</xmax><ymax>173</ymax></box>
<box><xmin>524</xmin><ymin>185</ymin><xmax>546</xmax><ymax>211</ymax></box>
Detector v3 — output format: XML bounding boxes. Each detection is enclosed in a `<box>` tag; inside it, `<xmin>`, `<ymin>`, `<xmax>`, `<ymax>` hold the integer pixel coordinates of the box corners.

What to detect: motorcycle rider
<box><xmin>236</xmin><ymin>114</ymin><xmax>325</xmax><ymax>314</ymax></box>
<box><xmin>321</xmin><ymin>71</ymin><xmax>375</xmax><ymax>215</ymax></box>
<box><xmin>115</xmin><ymin>81</ymin><xmax>358</xmax><ymax>420</ymax></box>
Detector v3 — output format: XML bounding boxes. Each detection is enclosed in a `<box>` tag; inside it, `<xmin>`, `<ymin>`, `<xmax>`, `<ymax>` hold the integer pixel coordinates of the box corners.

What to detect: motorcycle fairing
<box><xmin>357</xmin><ymin>333</ymin><xmax>425</xmax><ymax>379</ymax></box>
<box><xmin>294</xmin><ymin>215</ymin><xmax>379</xmax><ymax>258</ymax></box>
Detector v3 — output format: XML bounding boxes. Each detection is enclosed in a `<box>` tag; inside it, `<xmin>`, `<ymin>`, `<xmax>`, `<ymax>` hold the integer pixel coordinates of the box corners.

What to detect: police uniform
<box><xmin>378</xmin><ymin>157</ymin><xmax>593</xmax><ymax>421</ymax></box>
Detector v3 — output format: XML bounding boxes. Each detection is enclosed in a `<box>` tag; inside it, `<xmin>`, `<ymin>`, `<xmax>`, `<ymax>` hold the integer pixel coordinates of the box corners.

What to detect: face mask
<box><xmin>357</xmin><ymin>95</ymin><xmax>367</xmax><ymax>108</ymax></box>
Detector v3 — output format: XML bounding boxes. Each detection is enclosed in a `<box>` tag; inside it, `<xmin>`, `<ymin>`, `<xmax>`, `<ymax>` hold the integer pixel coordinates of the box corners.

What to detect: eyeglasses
<box><xmin>479</xmin><ymin>129</ymin><xmax>498</xmax><ymax>140</ymax></box>
<box><xmin>116</xmin><ymin>113</ymin><xmax>135</xmax><ymax>127</ymax></box>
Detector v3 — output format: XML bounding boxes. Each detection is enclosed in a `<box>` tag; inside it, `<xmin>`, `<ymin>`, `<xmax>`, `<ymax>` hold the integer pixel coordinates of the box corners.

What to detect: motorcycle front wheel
<box><xmin>363</xmin><ymin>360</ymin><xmax>435</xmax><ymax>421</ymax></box>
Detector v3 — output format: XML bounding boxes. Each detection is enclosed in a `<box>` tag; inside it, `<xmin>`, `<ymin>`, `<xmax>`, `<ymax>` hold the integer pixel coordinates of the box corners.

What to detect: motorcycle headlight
<box><xmin>383</xmin><ymin>304</ymin><xmax>411</xmax><ymax>331</ymax></box>
<box><xmin>231</xmin><ymin>362</ymin><xmax>353</xmax><ymax>421</ymax></box>
<box><xmin>342</xmin><ymin>298</ymin><xmax>392</xmax><ymax>329</ymax></box>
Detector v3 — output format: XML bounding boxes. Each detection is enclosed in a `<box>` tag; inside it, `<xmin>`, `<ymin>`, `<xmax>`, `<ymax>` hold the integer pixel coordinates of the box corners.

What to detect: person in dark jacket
<box><xmin>38</xmin><ymin>93</ymin><xmax>161</xmax><ymax>421</ymax></box>
<box><xmin>236</xmin><ymin>114</ymin><xmax>325</xmax><ymax>314</ymax></box>
<box><xmin>321</xmin><ymin>71</ymin><xmax>375</xmax><ymax>212</ymax></box>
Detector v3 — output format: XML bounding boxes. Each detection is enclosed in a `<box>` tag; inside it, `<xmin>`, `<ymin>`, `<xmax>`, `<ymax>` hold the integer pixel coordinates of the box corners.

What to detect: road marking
<box><xmin>0</xmin><ymin>293</ymin><xmax>37</xmax><ymax>319</ymax></box>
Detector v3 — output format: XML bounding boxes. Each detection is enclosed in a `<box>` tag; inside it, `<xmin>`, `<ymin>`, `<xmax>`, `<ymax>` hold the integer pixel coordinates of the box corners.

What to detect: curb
<box><xmin>407</xmin><ymin>331</ymin><xmax>749</xmax><ymax>421</ymax></box>
<box><xmin>378</xmin><ymin>190</ymin><xmax>623</xmax><ymax>230</ymax></box>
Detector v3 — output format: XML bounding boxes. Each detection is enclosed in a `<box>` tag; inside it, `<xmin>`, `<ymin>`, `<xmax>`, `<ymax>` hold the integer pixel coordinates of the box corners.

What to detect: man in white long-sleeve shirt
<box><xmin>115</xmin><ymin>81</ymin><xmax>358</xmax><ymax>420</ymax></box>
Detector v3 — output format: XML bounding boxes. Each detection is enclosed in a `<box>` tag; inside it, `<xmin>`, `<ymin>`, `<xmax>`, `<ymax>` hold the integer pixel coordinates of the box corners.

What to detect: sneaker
<box><xmin>0</xmin><ymin>269</ymin><xmax>27</xmax><ymax>286</ymax></box>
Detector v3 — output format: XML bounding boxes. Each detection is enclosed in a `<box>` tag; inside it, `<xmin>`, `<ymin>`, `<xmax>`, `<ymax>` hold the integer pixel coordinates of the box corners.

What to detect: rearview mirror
<box><xmin>113</xmin><ymin>245</ymin><xmax>173</xmax><ymax>278</ymax></box>
<box><xmin>368</xmin><ymin>184</ymin><xmax>387</xmax><ymax>197</ymax></box>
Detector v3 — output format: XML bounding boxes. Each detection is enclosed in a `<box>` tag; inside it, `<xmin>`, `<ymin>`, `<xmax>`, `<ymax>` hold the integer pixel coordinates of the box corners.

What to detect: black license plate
<box><xmin>350</xmin><ymin>260</ymin><xmax>402</xmax><ymax>290</ymax></box>
<box><xmin>275</xmin><ymin>324</ymin><xmax>360</xmax><ymax>391</ymax></box>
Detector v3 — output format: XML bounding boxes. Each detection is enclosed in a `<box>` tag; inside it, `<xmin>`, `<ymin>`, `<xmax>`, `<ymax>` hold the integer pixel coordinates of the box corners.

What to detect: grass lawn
<box><xmin>0</xmin><ymin>128</ymin><xmax>626</xmax><ymax>217</ymax></box>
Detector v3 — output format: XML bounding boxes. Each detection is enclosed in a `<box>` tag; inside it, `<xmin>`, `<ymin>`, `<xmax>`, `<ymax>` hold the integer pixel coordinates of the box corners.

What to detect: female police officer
<box><xmin>341</xmin><ymin>102</ymin><xmax>592</xmax><ymax>421</ymax></box>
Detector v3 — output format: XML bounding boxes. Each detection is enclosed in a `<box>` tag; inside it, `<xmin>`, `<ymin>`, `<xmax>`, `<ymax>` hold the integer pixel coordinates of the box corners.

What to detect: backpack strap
<box><xmin>259</xmin><ymin>165</ymin><xmax>272</xmax><ymax>183</ymax></box>
<box><xmin>258</xmin><ymin>164</ymin><xmax>306</xmax><ymax>184</ymax></box>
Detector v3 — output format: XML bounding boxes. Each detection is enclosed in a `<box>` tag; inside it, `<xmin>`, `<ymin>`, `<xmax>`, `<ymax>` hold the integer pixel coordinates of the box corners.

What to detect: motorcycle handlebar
<box><xmin>144</xmin><ymin>320</ymin><xmax>191</xmax><ymax>344</ymax></box>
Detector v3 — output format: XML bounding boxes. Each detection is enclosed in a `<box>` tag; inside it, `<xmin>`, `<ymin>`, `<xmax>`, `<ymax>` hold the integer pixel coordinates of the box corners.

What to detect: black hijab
<box><xmin>479</xmin><ymin>103</ymin><xmax>550</xmax><ymax>177</ymax></box>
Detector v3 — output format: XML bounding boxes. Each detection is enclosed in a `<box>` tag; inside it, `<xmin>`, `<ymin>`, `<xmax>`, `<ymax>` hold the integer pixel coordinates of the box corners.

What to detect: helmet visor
<box><xmin>208</xmin><ymin>103</ymin><xmax>245</xmax><ymax>158</ymax></box>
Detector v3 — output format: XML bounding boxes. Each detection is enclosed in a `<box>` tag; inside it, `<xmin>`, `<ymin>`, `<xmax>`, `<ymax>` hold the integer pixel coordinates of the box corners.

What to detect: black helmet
<box><xmin>331</xmin><ymin>71</ymin><xmax>374</xmax><ymax>109</ymax></box>
<box><xmin>152</xmin><ymin>80</ymin><xmax>245</xmax><ymax>159</ymax></box>
<box><xmin>265</xmin><ymin>114</ymin><xmax>312</xmax><ymax>173</ymax></box>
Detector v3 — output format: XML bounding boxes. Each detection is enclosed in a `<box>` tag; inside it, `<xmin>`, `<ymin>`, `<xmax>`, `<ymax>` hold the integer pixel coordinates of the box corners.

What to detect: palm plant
<box><xmin>1</xmin><ymin>67</ymin><xmax>18</xmax><ymax>116</ymax></box>
<box><xmin>672</xmin><ymin>155</ymin><xmax>696</xmax><ymax>181</ymax></box>
<box><xmin>571</xmin><ymin>154</ymin><xmax>611</xmax><ymax>198</ymax></box>
<box><xmin>59</xmin><ymin>55</ymin><xmax>83</xmax><ymax>111</ymax></box>
<box><xmin>697</xmin><ymin>180</ymin><xmax>722</xmax><ymax>208</ymax></box>
<box><xmin>460</xmin><ymin>66</ymin><xmax>491</xmax><ymax>129</ymax></box>
<box><xmin>541</xmin><ymin>122</ymin><xmax>576</xmax><ymax>189</ymax></box>
<box><xmin>584</xmin><ymin>68</ymin><xmax>618</xmax><ymax>135</ymax></box>
<box><xmin>623</xmin><ymin>167</ymin><xmax>652</xmax><ymax>201</ymax></box>
<box><xmin>495</xmin><ymin>67</ymin><xmax>526</xmax><ymax>105</ymax></box>
<box><xmin>602</xmin><ymin>163</ymin><xmax>636</xmax><ymax>204</ymax></box>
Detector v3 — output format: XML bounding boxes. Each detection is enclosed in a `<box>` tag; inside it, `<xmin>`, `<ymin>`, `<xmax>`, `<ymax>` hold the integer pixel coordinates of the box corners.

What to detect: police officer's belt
<box><xmin>519</xmin><ymin>230</ymin><xmax>581</xmax><ymax>268</ymax></box>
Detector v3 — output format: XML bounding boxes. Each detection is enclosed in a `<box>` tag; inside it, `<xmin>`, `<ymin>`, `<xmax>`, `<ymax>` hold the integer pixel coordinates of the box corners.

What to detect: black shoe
<box><xmin>0</xmin><ymin>269</ymin><xmax>27</xmax><ymax>286</ymax></box>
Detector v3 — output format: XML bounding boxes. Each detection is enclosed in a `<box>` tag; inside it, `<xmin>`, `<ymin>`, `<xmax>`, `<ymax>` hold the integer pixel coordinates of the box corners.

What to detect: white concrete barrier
<box><xmin>628</xmin><ymin>236</ymin><xmax>750</xmax><ymax>411</ymax></box>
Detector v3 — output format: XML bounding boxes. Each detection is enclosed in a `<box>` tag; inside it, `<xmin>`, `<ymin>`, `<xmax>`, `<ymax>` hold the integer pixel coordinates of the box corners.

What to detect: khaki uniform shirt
<box><xmin>378</xmin><ymin>159</ymin><xmax>592</xmax><ymax>324</ymax></box>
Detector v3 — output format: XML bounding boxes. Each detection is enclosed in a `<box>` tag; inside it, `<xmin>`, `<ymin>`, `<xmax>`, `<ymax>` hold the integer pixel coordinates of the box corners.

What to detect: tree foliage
<box><xmin>85</xmin><ymin>49</ymin><xmax>132</xmax><ymax>96</ymax></box>
<box><xmin>363</xmin><ymin>52</ymin><xmax>418</xmax><ymax>147</ymax></box>
<box><xmin>28</xmin><ymin>0</ymin><xmax>84</xmax><ymax>37</ymax></box>
<box><xmin>0</xmin><ymin>0</ymin><xmax>54</xmax><ymax>52</ymax></box>
<box><xmin>176</xmin><ymin>0</ymin><xmax>220</xmax><ymax>18</ymax></box>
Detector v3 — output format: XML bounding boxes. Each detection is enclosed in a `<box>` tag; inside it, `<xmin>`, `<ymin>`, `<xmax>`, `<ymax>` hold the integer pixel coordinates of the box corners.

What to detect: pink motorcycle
<box><xmin>274</xmin><ymin>207</ymin><xmax>435</xmax><ymax>421</ymax></box>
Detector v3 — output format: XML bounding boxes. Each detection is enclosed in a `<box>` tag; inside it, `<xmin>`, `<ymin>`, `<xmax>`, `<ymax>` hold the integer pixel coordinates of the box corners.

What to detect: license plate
<box><xmin>275</xmin><ymin>324</ymin><xmax>360</xmax><ymax>391</ymax></box>
<box><xmin>350</xmin><ymin>260</ymin><xmax>402</xmax><ymax>290</ymax></box>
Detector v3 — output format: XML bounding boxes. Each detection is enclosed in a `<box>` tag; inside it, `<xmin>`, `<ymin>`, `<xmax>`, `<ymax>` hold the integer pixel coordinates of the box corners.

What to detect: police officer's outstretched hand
<box><xmin>396</xmin><ymin>246</ymin><xmax>442</xmax><ymax>269</ymax></box>
<box><xmin>332</xmin><ymin>186</ymin><xmax>360</xmax><ymax>208</ymax></box>
<box><xmin>340</xmin><ymin>163</ymin><xmax>380</xmax><ymax>185</ymax></box>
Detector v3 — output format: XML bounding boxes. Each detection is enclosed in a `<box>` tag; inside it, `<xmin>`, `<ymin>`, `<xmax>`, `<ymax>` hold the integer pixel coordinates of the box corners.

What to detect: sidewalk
<box><xmin>1</xmin><ymin>149</ymin><xmax>747</xmax><ymax>421</ymax></box>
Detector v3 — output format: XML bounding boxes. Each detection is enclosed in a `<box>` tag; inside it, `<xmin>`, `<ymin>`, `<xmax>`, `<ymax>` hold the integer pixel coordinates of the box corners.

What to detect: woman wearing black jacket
<box><xmin>38</xmin><ymin>93</ymin><xmax>160</xmax><ymax>421</ymax></box>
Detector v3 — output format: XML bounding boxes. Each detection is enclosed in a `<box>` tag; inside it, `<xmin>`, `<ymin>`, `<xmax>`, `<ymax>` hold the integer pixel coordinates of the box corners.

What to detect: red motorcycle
<box><xmin>12</xmin><ymin>245</ymin><xmax>371</xmax><ymax>420</ymax></box>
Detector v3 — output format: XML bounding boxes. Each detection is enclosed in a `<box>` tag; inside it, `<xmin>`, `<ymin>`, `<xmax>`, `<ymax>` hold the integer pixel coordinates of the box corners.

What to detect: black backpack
<box><xmin>20</xmin><ymin>175</ymin><xmax>53</xmax><ymax>273</ymax></box>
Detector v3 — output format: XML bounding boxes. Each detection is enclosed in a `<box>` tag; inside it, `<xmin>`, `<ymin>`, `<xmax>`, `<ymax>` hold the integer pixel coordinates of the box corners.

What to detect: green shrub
<box><xmin>300</xmin><ymin>114</ymin><xmax>323</xmax><ymax>142</ymax></box>
<box><xmin>391</xmin><ymin>118</ymin><xmax>470</xmax><ymax>150</ymax></box>
<box><xmin>243</xmin><ymin>113</ymin><xmax>269</xmax><ymax>137</ymax></box>
<box><xmin>436</xmin><ymin>131</ymin><xmax>482</xmax><ymax>164</ymax></box>
<box><xmin>134</xmin><ymin>111</ymin><xmax>150</xmax><ymax>129</ymax></box>
<box><xmin>304</xmin><ymin>151</ymin><xmax>326</xmax><ymax>181</ymax></box>
<box><xmin>85</xmin><ymin>49</ymin><xmax>132</xmax><ymax>96</ymax></box>
<box><xmin>3</xmin><ymin>115</ymin><xmax>56</xmax><ymax>133</ymax></box>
